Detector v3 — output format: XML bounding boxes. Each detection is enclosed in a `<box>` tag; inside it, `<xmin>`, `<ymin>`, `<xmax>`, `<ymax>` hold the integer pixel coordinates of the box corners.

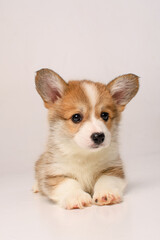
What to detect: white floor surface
<box><xmin>1</xmin><ymin>153</ymin><xmax>160</xmax><ymax>240</ymax></box>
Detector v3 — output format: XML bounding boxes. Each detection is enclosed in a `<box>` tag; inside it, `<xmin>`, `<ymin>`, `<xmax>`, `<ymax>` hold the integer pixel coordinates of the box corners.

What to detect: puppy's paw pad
<box><xmin>93</xmin><ymin>192</ymin><xmax>122</xmax><ymax>205</ymax></box>
<box><xmin>70</xmin><ymin>205</ymin><xmax>79</xmax><ymax>210</ymax></box>
<box><xmin>62</xmin><ymin>191</ymin><xmax>92</xmax><ymax>210</ymax></box>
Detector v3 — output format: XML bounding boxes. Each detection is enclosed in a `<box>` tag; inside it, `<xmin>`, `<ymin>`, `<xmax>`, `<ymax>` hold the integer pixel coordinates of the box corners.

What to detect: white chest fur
<box><xmin>47</xmin><ymin>141</ymin><xmax>120</xmax><ymax>192</ymax></box>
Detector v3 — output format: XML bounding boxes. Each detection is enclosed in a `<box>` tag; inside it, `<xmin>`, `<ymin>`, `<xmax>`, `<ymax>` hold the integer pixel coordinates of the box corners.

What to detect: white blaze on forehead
<box><xmin>73</xmin><ymin>82</ymin><xmax>111</xmax><ymax>150</ymax></box>
<box><xmin>82</xmin><ymin>82</ymin><xmax>98</xmax><ymax>109</ymax></box>
<box><xmin>82</xmin><ymin>82</ymin><xmax>105</xmax><ymax>132</ymax></box>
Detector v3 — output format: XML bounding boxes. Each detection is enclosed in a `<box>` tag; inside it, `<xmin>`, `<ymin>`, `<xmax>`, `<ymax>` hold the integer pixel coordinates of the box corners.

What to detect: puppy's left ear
<box><xmin>107</xmin><ymin>74</ymin><xmax>139</xmax><ymax>111</ymax></box>
<box><xmin>35</xmin><ymin>68</ymin><xmax>67</xmax><ymax>108</ymax></box>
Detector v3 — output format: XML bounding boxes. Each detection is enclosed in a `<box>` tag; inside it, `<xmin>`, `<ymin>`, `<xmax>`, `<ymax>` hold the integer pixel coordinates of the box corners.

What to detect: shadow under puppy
<box><xmin>33</xmin><ymin>69</ymin><xmax>139</xmax><ymax>209</ymax></box>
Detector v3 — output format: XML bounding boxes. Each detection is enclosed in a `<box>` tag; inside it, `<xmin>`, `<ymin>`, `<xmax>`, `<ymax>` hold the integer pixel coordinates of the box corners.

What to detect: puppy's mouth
<box><xmin>90</xmin><ymin>143</ymin><xmax>104</xmax><ymax>149</ymax></box>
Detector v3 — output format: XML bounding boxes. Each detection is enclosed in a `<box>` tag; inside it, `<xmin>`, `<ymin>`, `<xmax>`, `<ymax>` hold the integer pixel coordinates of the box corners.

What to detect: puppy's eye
<box><xmin>101</xmin><ymin>112</ymin><xmax>109</xmax><ymax>121</ymax></box>
<box><xmin>71</xmin><ymin>114</ymin><xmax>83</xmax><ymax>123</ymax></box>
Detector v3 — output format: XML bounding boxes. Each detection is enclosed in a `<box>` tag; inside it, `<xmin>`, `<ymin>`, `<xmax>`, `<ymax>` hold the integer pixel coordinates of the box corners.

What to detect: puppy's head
<box><xmin>35</xmin><ymin>69</ymin><xmax>139</xmax><ymax>151</ymax></box>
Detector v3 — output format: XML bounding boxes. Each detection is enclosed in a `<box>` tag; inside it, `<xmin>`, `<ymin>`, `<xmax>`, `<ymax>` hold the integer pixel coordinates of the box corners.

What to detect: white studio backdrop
<box><xmin>0</xmin><ymin>0</ymin><xmax>160</xmax><ymax>175</ymax></box>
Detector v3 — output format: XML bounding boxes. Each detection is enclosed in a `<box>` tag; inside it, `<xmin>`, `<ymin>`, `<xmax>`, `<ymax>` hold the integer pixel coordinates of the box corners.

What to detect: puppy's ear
<box><xmin>35</xmin><ymin>68</ymin><xmax>67</xmax><ymax>108</ymax></box>
<box><xmin>107</xmin><ymin>74</ymin><xmax>139</xmax><ymax>111</ymax></box>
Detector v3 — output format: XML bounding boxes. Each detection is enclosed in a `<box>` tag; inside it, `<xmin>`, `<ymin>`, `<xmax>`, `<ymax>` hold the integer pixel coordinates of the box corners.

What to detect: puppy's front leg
<box><xmin>45</xmin><ymin>177</ymin><xmax>92</xmax><ymax>209</ymax></box>
<box><xmin>93</xmin><ymin>167</ymin><xmax>126</xmax><ymax>205</ymax></box>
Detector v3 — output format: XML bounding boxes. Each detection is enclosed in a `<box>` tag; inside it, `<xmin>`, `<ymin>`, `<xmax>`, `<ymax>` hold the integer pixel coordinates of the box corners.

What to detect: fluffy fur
<box><xmin>33</xmin><ymin>69</ymin><xmax>139</xmax><ymax>209</ymax></box>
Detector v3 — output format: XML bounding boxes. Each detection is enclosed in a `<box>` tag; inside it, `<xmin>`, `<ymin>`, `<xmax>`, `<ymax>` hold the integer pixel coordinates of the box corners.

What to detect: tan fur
<box><xmin>101</xmin><ymin>166</ymin><xmax>125</xmax><ymax>178</ymax></box>
<box><xmin>94</xmin><ymin>82</ymin><xmax>120</xmax><ymax>130</ymax></box>
<box><xmin>51</xmin><ymin>81</ymin><xmax>91</xmax><ymax>134</ymax></box>
<box><xmin>44</xmin><ymin>175</ymin><xmax>67</xmax><ymax>196</ymax></box>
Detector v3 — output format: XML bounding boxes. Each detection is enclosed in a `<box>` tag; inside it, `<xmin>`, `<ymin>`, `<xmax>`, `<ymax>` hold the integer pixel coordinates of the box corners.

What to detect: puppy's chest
<box><xmin>51</xmin><ymin>152</ymin><xmax>109</xmax><ymax>192</ymax></box>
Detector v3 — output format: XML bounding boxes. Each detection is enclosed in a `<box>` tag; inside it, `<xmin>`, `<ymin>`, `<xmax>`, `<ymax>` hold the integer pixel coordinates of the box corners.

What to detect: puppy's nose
<box><xmin>91</xmin><ymin>132</ymin><xmax>105</xmax><ymax>145</ymax></box>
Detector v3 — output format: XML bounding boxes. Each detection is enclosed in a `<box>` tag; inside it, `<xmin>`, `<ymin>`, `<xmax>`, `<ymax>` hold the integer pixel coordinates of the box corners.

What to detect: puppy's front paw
<box><xmin>60</xmin><ymin>190</ymin><xmax>92</xmax><ymax>210</ymax></box>
<box><xmin>93</xmin><ymin>190</ymin><xmax>122</xmax><ymax>205</ymax></box>
<box><xmin>93</xmin><ymin>176</ymin><xmax>126</xmax><ymax>206</ymax></box>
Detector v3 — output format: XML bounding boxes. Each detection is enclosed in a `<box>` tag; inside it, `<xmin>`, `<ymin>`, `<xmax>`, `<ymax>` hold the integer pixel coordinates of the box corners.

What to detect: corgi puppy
<box><xmin>33</xmin><ymin>69</ymin><xmax>139</xmax><ymax>210</ymax></box>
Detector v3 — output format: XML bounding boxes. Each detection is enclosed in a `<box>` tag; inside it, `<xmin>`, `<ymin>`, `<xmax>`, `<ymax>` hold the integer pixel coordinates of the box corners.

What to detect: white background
<box><xmin>0</xmin><ymin>1</ymin><xmax>160</xmax><ymax>240</ymax></box>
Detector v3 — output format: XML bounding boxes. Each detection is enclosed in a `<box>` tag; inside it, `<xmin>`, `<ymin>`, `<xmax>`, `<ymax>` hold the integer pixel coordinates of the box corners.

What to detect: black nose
<box><xmin>91</xmin><ymin>132</ymin><xmax>105</xmax><ymax>145</ymax></box>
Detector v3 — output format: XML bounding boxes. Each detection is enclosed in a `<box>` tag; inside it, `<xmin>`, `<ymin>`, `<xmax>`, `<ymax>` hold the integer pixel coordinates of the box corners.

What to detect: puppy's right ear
<box><xmin>35</xmin><ymin>69</ymin><xmax>67</xmax><ymax>108</ymax></box>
